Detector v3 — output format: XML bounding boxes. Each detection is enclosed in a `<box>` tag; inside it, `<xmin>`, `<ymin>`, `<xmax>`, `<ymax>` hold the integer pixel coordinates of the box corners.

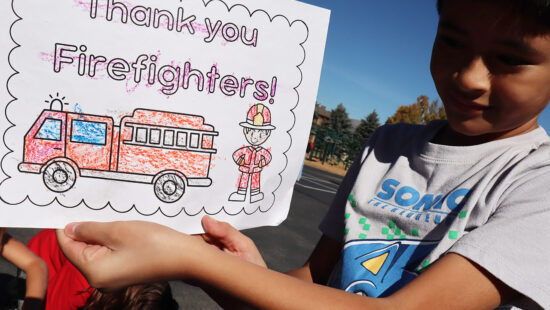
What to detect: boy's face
<box><xmin>431</xmin><ymin>0</ymin><xmax>550</xmax><ymax>140</ymax></box>
<box><xmin>244</xmin><ymin>128</ymin><xmax>271</xmax><ymax>145</ymax></box>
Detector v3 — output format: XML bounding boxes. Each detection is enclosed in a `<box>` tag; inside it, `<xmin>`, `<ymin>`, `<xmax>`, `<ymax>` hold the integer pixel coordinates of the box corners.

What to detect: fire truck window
<box><xmin>71</xmin><ymin>120</ymin><xmax>107</xmax><ymax>145</ymax></box>
<box><xmin>190</xmin><ymin>133</ymin><xmax>200</xmax><ymax>148</ymax></box>
<box><xmin>35</xmin><ymin>119</ymin><xmax>62</xmax><ymax>141</ymax></box>
<box><xmin>123</xmin><ymin>126</ymin><xmax>133</xmax><ymax>141</ymax></box>
<box><xmin>136</xmin><ymin>128</ymin><xmax>147</xmax><ymax>143</ymax></box>
<box><xmin>176</xmin><ymin>132</ymin><xmax>187</xmax><ymax>147</ymax></box>
<box><xmin>150</xmin><ymin>129</ymin><xmax>161</xmax><ymax>144</ymax></box>
<box><xmin>164</xmin><ymin>130</ymin><xmax>174</xmax><ymax>146</ymax></box>
<box><xmin>202</xmin><ymin>135</ymin><xmax>213</xmax><ymax>149</ymax></box>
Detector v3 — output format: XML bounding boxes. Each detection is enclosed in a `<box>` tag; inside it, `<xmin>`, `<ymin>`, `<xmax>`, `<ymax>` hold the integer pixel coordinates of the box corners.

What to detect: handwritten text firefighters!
<box><xmin>54</xmin><ymin>43</ymin><xmax>278</xmax><ymax>100</ymax></box>
<box><xmin>51</xmin><ymin>0</ymin><xmax>277</xmax><ymax>101</ymax></box>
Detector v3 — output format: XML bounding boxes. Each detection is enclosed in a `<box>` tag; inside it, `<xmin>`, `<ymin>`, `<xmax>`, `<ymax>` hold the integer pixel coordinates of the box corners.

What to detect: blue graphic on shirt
<box><xmin>334</xmin><ymin>239</ymin><xmax>437</xmax><ymax>297</ymax></box>
<box><xmin>369</xmin><ymin>179</ymin><xmax>470</xmax><ymax>224</ymax></box>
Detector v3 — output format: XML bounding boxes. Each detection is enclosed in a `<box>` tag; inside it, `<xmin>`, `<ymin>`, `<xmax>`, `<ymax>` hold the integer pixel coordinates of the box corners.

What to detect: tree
<box><xmin>328</xmin><ymin>103</ymin><xmax>352</xmax><ymax>134</ymax></box>
<box><xmin>355</xmin><ymin>110</ymin><xmax>380</xmax><ymax>145</ymax></box>
<box><xmin>424</xmin><ymin>98</ymin><xmax>446</xmax><ymax>123</ymax></box>
<box><xmin>386</xmin><ymin>95</ymin><xmax>446</xmax><ymax>125</ymax></box>
<box><xmin>312</xmin><ymin>102</ymin><xmax>319</xmax><ymax>123</ymax></box>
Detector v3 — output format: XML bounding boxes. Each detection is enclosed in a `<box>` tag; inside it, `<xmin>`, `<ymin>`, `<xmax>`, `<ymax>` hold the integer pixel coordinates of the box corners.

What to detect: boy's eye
<box><xmin>438</xmin><ymin>35</ymin><xmax>464</xmax><ymax>48</ymax></box>
<box><xmin>496</xmin><ymin>55</ymin><xmax>531</xmax><ymax>66</ymax></box>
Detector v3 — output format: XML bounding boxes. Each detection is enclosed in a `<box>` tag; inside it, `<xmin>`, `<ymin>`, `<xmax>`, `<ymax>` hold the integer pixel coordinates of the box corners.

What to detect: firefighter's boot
<box><xmin>229</xmin><ymin>190</ymin><xmax>246</xmax><ymax>202</ymax></box>
<box><xmin>250</xmin><ymin>192</ymin><xmax>264</xmax><ymax>203</ymax></box>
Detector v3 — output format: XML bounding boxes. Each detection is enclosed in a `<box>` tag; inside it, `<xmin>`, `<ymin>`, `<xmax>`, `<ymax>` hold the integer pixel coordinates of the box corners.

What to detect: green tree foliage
<box><xmin>312</xmin><ymin>101</ymin><xmax>320</xmax><ymax>124</ymax></box>
<box><xmin>355</xmin><ymin>110</ymin><xmax>380</xmax><ymax>145</ymax></box>
<box><xmin>328</xmin><ymin>103</ymin><xmax>352</xmax><ymax>134</ymax></box>
<box><xmin>386</xmin><ymin>95</ymin><xmax>446</xmax><ymax>125</ymax></box>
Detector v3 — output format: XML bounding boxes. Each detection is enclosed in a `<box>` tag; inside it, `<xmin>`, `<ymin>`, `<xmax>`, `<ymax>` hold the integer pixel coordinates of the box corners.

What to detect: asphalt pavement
<box><xmin>0</xmin><ymin>165</ymin><xmax>343</xmax><ymax>309</ymax></box>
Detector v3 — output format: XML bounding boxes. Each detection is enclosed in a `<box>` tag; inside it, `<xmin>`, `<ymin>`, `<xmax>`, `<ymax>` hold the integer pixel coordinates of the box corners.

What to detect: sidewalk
<box><xmin>303</xmin><ymin>157</ymin><xmax>347</xmax><ymax>177</ymax></box>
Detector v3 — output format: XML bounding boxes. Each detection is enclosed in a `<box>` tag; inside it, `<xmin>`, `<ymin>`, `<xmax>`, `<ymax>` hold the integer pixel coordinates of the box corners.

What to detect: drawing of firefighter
<box><xmin>228</xmin><ymin>104</ymin><xmax>276</xmax><ymax>203</ymax></box>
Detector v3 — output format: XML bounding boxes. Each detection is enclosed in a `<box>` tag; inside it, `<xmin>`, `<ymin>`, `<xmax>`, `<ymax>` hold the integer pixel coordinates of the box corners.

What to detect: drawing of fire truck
<box><xmin>18</xmin><ymin>105</ymin><xmax>218</xmax><ymax>203</ymax></box>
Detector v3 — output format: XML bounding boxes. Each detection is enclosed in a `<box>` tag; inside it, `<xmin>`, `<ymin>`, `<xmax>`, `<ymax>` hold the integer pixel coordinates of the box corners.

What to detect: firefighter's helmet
<box><xmin>239</xmin><ymin>104</ymin><xmax>276</xmax><ymax>130</ymax></box>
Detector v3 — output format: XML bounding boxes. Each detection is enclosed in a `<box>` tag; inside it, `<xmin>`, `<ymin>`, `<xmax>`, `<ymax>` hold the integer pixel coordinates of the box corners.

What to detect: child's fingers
<box><xmin>64</xmin><ymin>221</ymin><xmax>120</xmax><ymax>247</ymax></box>
<box><xmin>202</xmin><ymin>216</ymin><xmax>240</xmax><ymax>244</ymax></box>
<box><xmin>201</xmin><ymin>216</ymin><xmax>228</xmax><ymax>237</ymax></box>
<box><xmin>56</xmin><ymin>228</ymin><xmax>92</xmax><ymax>265</ymax></box>
<box><xmin>201</xmin><ymin>216</ymin><xmax>256</xmax><ymax>252</ymax></box>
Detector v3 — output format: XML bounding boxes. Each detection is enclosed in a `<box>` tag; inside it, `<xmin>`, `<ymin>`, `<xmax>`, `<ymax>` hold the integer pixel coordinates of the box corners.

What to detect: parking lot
<box><xmin>0</xmin><ymin>165</ymin><xmax>343</xmax><ymax>309</ymax></box>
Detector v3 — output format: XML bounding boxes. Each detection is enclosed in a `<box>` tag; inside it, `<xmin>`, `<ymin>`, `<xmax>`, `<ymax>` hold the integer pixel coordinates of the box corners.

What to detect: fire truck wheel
<box><xmin>154</xmin><ymin>173</ymin><xmax>185</xmax><ymax>203</ymax></box>
<box><xmin>43</xmin><ymin>162</ymin><xmax>77</xmax><ymax>193</ymax></box>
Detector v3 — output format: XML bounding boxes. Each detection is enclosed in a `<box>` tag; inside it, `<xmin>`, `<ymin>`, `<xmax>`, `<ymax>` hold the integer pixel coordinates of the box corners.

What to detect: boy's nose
<box><xmin>454</xmin><ymin>56</ymin><xmax>490</xmax><ymax>96</ymax></box>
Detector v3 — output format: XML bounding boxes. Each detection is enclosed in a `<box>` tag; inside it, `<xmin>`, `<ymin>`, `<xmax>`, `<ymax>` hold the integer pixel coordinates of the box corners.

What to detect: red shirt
<box><xmin>27</xmin><ymin>229</ymin><xmax>92</xmax><ymax>310</ymax></box>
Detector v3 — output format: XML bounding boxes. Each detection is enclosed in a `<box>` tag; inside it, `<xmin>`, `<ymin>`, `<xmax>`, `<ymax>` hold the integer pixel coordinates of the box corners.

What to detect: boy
<box><xmin>56</xmin><ymin>0</ymin><xmax>550</xmax><ymax>308</ymax></box>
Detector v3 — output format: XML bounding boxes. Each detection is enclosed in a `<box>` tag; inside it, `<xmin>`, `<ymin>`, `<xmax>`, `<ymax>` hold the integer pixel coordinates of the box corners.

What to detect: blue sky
<box><xmin>299</xmin><ymin>0</ymin><xmax>550</xmax><ymax>129</ymax></box>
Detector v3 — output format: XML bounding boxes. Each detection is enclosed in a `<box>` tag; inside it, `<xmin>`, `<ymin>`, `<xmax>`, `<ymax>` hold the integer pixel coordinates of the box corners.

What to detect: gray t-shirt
<box><xmin>320</xmin><ymin>121</ymin><xmax>550</xmax><ymax>309</ymax></box>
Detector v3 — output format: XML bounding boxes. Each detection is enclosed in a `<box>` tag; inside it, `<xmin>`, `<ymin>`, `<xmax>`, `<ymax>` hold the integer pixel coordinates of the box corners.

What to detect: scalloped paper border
<box><xmin>1</xmin><ymin>0</ymin><xmax>309</xmax><ymax>218</ymax></box>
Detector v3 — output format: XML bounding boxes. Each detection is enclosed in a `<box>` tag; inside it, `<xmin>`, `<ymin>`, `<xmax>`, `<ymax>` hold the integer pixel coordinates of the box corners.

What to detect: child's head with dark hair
<box><xmin>437</xmin><ymin>0</ymin><xmax>550</xmax><ymax>31</ymax></box>
<box><xmin>430</xmin><ymin>0</ymin><xmax>550</xmax><ymax>145</ymax></box>
<box><xmin>83</xmin><ymin>282</ymin><xmax>179</xmax><ymax>310</ymax></box>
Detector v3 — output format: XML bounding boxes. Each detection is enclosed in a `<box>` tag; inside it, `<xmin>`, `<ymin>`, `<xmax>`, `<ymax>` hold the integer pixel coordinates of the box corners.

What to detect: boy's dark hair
<box><xmin>436</xmin><ymin>0</ymin><xmax>550</xmax><ymax>31</ymax></box>
<box><xmin>83</xmin><ymin>282</ymin><xmax>179</xmax><ymax>310</ymax></box>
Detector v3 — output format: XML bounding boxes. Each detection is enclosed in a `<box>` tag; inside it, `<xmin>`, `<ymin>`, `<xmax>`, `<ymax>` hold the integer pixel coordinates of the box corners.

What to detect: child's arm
<box><xmin>201</xmin><ymin>215</ymin><xmax>341</xmax><ymax>284</ymax></box>
<box><xmin>200</xmin><ymin>216</ymin><xmax>267</xmax><ymax>268</ymax></box>
<box><xmin>285</xmin><ymin>234</ymin><xmax>342</xmax><ymax>284</ymax></box>
<box><xmin>200</xmin><ymin>216</ymin><xmax>339</xmax><ymax>308</ymax></box>
<box><xmin>198</xmin><ymin>221</ymin><xmax>515</xmax><ymax>308</ymax></box>
<box><xmin>1</xmin><ymin>232</ymin><xmax>48</xmax><ymax>305</ymax></box>
<box><xmin>201</xmin><ymin>216</ymin><xmax>340</xmax><ymax>287</ymax></box>
<box><xmin>199</xmin><ymin>216</ymin><xmax>340</xmax><ymax>308</ymax></box>
<box><xmin>57</xmin><ymin>220</ymin><xmax>517</xmax><ymax>310</ymax></box>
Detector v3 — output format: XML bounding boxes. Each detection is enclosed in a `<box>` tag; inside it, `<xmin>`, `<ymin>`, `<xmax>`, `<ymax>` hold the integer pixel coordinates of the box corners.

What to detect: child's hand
<box><xmin>199</xmin><ymin>216</ymin><xmax>266</xmax><ymax>268</ymax></box>
<box><xmin>197</xmin><ymin>216</ymin><xmax>266</xmax><ymax>309</ymax></box>
<box><xmin>56</xmin><ymin>221</ymin><xmax>197</xmax><ymax>291</ymax></box>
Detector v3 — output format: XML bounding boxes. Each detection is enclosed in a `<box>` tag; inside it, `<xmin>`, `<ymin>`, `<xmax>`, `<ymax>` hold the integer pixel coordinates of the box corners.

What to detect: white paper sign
<box><xmin>0</xmin><ymin>0</ymin><xmax>329</xmax><ymax>232</ymax></box>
